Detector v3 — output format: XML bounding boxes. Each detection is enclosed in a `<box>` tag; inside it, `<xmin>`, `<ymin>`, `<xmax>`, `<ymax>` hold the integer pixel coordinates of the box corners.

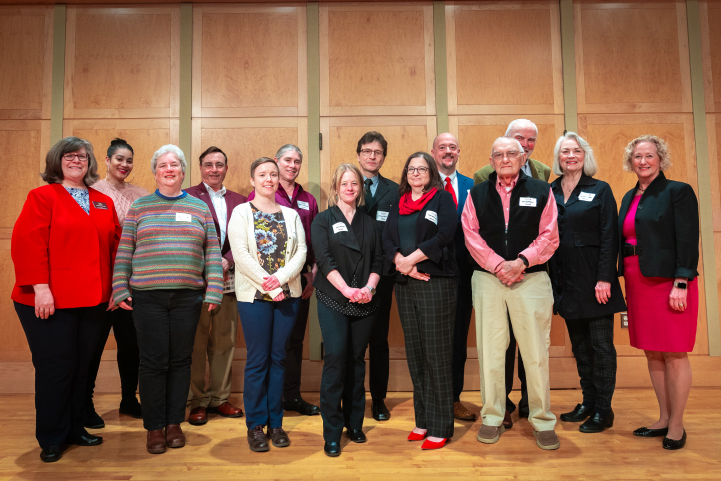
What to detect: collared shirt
<box><xmin>521</xmin><ymin>160</ymin><xmax>532</xmax><ymax>177</ymax></box>
<box><xmin>439</xmin><ymin>170</ymin><xmax>458</xmax><ymax>199</ymax></box>
<box><xmin>248</xmin><ymin>183</ymin><xmax>319</xmax><ymax>267</ymax></box>
<box><xmin>363</xmin><ymin>174</ymin><xmax>379</xmax><ymax>197</ymax></box>
<box><xmin>461</xmin><ymin>174</ymin><xmax>559</xmax><ymax>273</ymax></box>
<box><xmin>204</xmin><ymin>182</ymin><xmax>227</xmax><ymax>247</ymax></box>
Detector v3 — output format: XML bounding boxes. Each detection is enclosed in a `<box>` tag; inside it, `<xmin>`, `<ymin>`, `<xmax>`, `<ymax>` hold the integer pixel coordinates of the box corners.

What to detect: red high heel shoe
<box><xmin>407</xmin><ymin>431</ymin><xmax>427</xmax><ymax>441</ymax></box>
<box><xmin>421</xmin><ymin>438</ymin><xmax>447</xmax><ymax>450</ymax></box>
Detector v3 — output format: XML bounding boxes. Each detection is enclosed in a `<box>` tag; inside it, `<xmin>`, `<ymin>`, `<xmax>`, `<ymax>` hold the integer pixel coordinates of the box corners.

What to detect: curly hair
<box><xmin>623</xmin><ymin>135</ymin><xmax>672</xmax><ymax>172</ymax></box>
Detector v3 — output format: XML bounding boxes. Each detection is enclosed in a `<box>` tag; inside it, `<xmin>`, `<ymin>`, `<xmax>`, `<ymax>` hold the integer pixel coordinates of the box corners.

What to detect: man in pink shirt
<box><xmin>461</xmin><ymin>136</ymin><xmax>561</xmax><ymax>450</ymax></box>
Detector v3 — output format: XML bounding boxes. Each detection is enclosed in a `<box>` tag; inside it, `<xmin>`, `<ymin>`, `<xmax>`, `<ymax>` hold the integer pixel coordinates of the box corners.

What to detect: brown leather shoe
<box><xmin>534</xmin><ymin>430</ymin><xmax>561</xmax><ymax>450</ymax></box>
<box><xmin>454</xmin><ymin>401</ymin><xmax>477</xmax><ymax>421</ymax></box>
<box><xmin>208</xmin><ymin>402</ymin><xmax>244</xmax><ymax>418</ymax></box>
<box><xmin>146</xmin><ymin>429</ymin><xmax>166</xmax><ymax>454</ymax></box>
<box><xmin>165</xmin><ymin>424</ymin><xmax>186</xmax><ymax>448</ymax></box>
<box><xmin>247</xmin><ymin>426</ymin><xmax>270</xmax><ymax>452</ymax></box>
<box><xmin>502</xmin><ymin>410</ymin><xmax>513</xmax><ymax>429</ymax></box>
<box><xmin>267</xmin><ymin>427</ymin><xmax>291</xmax><ymax>447</ymax></box>
<box><xmin>477</xmin><ymin>424</ymin><xmax>505</xmax><ymax>444</ymax></box>
<box><xmin>188</xmin><ymin>406</ymin><xmax>207</xmax><ymax>425</ymax></box>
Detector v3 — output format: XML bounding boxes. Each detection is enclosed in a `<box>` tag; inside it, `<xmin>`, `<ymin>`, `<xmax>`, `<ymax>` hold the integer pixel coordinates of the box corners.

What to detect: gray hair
<box><xmin>552</xmin><ymin>132</ymin><xmax>598</xmax><ymax>177</ymax></box>
<box><xmin>151</xmin><ymin>144</ymin><xmax>187</xmax><ymax>174</ymax></box>
<box><xmin>505</xmin><ymin>119</ymin><xmax>538</xmax><ymax>137</ymax></box>
<box><xmin>491</xmin><ymin>136</ymin><xmax>524</xmax><ymax>155</ymax></box>
<box><xmin>275</xmin><ymin>144</ymin><xmax>303</xmax><ymax>162</ymax></box>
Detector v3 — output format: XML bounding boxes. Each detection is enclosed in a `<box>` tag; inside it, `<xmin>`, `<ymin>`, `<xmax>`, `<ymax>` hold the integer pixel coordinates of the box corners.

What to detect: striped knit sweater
<box><xmin>111</xmin><ymin>191</ymin><xmax>224</xmax><ymax>305</ymax></box>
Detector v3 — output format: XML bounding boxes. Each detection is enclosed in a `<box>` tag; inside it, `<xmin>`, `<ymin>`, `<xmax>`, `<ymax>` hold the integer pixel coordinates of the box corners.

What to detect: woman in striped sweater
<box><xmin>111</xmin><ymin>144</ymin><xmax>224</xmax><ymax>454</ymax></box>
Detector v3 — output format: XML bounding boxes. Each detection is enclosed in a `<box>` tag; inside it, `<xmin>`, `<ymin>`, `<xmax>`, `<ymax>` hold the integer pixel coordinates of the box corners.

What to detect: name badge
<box><xmin>519</xmin><ymin>197</ymin><xmax>537</xmax><ymax>207</ymax></box>
<box><xmin>176</xmin><ymin>213</ymin><xmax>192</xmax><ymax>222</ymax></box>
<box><xmin>332</xmin><ymin>222</ymin><xmax>348</xmax><ymax>234</ymax></box>
<box><xmin>376</xmin><ymin>211</ymin><xmax>389</xmax><ymax>222</ymax></box>
<box><xmin>297</xmin><ymin>200</ymin><xmax>310</xmax><ymax>210</ymax></box>
<box><xmin>425</xmin><ymin>210</ymin><xmax>438</xmax><ymax>225</ymax></box>
<box><xmin>579</xmin><ymin>192</ymin><xmax>596</xmax><ymax>202</ymax></box>
<box><xmin>92</xmin><ymin>201</ymin><xmax>108</xmax><ymax>210</ymax></box>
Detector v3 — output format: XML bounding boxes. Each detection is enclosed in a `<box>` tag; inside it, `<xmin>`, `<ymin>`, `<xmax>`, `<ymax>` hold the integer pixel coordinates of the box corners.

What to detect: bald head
<box><xmin>506</xmin><ymin>119</ymin><xmax>538</xmax><ymax>160</ymax></box>
<box><xmin>431</xmin><ymin>133</ymin><xmax>460</xmax><ymax>176</ymax></box>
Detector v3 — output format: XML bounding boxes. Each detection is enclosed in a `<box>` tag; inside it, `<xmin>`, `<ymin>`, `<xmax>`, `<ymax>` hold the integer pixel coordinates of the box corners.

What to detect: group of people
<box><xmin>11</xmin><ymin>118</ymin><xmax>699</xmax><ymax>463</ymax></box>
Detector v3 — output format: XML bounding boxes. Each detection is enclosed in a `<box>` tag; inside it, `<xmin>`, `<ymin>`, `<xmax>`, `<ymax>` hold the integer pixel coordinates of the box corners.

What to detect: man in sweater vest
<box><xmin>462</xmin><ymin>137</ymin><xmax>561</xmax><ymax>450</ymax></box>
<box><xmin>186</xmin><ymin>146</ymin><xmax>248</xmax><ymax>425</ymax></box>
<box><xmin>473</xmin><ymin>119</ymin><xmax>550</xmax><ymax>427</ymax></box>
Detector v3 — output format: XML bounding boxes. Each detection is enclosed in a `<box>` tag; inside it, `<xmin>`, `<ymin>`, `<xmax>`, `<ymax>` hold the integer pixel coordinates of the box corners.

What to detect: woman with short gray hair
<box><xmin>111</xmin><ymin>144</ymin><xmax>224</xmax><ymax>454</ymax></box>
<box><xmin>548</xmin><ymin>132</ymin><xmax>626</xmax><ymax>434</ymax></box>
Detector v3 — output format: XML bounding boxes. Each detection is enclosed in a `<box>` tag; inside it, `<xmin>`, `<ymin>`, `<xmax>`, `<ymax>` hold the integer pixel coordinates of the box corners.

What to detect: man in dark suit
<box><xmin>356</xmin><ymin>131</ymin><xmax>400</xmax><ymax>421</ymax></box>
<box><xmin>431</xmin><ymin>133</ymin><xmax>477</xmax><ymax>422</ymax></box>
<box><xmin>186</xmin><ymin>146</ymin><xmax>247</xmax><ymax>425</ymax></box>
<box><xmin>473</xmin><ymin>119</ymin><xmax>550</xmax><ymax>428</ymax></box>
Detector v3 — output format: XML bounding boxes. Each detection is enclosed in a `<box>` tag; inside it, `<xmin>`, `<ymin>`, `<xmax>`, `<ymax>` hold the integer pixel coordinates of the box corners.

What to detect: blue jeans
<box><xmin>237</xmin><ymin>297</ymin><xmax>300</xmax><ymax>429</ymax></box>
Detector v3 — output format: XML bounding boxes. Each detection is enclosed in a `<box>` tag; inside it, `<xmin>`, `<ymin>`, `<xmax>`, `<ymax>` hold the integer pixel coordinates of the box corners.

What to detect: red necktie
<box><xmin>445</xmin><ymin>176</ymin><xmax>458</xmax><ymax>208</ymax></box>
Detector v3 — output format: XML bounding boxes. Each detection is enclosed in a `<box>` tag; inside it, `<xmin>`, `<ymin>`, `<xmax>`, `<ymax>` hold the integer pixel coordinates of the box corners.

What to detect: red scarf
<box><xmin>398</xmin><ymin>188</ymin><xmax>437</xmax><ymax>215</ymax></box>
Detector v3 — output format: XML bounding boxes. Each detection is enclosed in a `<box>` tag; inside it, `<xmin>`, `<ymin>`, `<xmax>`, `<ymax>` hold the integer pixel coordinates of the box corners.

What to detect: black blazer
<box><xmin>311</xmin><ymin>205</ymin><xmax>384</xmax><ymax>304</ymax></box>
<box><xmin>382</xmin><ymin>189</ymin><xmax>458</xmax><ymax>282</ymax></box>
<box><xmin>360</xmin><ymin>174</ymin><xmax>400</xmax><ymax>276</ymax></box>
<box><xmin>617</xmin><ymin>172</ymin><xmax>699</xmax><ymax>279</ymax></box>
<box><xmin>548</xmin><ymin>174</ymin><xmax>626</xmax><ymax>320</ymax></box>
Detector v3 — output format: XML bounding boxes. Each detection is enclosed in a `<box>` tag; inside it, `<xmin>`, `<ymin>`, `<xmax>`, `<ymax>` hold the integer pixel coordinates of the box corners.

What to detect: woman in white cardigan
<box><xmin>227</xmin><ymin>157</ymin><xmax>306</xmax><ymax>453</ymax></box>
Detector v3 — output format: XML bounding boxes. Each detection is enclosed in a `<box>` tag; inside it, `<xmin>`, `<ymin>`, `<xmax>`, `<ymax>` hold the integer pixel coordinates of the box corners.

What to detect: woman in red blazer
<box><xmin>11</xmin><ymin>137</ymin><xmax>121</xmax><ymax>463</ymax></box>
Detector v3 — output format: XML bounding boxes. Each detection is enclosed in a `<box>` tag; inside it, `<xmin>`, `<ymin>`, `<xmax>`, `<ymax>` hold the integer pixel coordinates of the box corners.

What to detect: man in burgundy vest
<box><xmin>186</xmin><ymin>146</ymin><xmax>247</xmax><ymax>425</ymax></box>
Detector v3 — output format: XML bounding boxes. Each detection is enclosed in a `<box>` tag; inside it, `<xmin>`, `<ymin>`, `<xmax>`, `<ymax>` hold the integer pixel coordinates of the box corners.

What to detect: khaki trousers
<box><xmin>187</xmin><ymin>293</ymin><xmax>239</xmax><ymax>409</ymax></box>
<box><xmin>472</xmin><ymin>271</ymin><xmax>556</xmax><ymax>432</ymax></box>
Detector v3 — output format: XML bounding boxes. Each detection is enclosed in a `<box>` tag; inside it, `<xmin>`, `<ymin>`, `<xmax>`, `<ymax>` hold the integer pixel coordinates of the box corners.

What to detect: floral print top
<box><xmin>65</xmin><ymin>186</ymin><xmax>90</xmax><ymax>214</ymax></box>
<box><xmin>251</xmin><ymin>203</ymin><xmax>289</xmax><ymax>301</ymax></box>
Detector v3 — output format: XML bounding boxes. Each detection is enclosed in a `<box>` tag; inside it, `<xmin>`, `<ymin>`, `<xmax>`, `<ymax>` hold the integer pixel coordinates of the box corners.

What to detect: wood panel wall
<box><xmin>1</xmin><ymin>1</ymin><xmax>719</xmax><ymax>391</ymax></box>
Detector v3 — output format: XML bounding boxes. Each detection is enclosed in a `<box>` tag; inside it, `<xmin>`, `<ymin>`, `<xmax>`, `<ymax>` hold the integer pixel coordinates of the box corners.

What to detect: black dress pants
<box><xmin>504</xmin><ymin>318</ymin><xmax>529</xmax><ymax>415</ymax></box>
<box><xmin>317</xmin><ymin>301</ymin><xmax>375</xmax><ymax>443</ymax></box>
<box><xmin>368</xmin><ymin>275</ymin><xmax>393</xmax><ymax>400</ymax></box>
<box><xmin>283</xmin><ymin>274</ymin><xmax>311</xmax><ymax>400</ymax></box>
<box><xmin>15</xmin><ymin>301</ymin><xmax>105</xmax><ymax>449</ymax></box>
<box><xmin>451</xmin><ymin>263</ymin><xmax>474</xmax><ymax>402</ymax></box>
<box><xmin>87</xmin><ymin>307</ymin><xmax>140</xmax><ymax>408</ymax></box>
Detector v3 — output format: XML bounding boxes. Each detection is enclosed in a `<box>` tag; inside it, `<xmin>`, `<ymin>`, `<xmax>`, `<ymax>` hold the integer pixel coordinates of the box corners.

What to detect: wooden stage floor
<box><xmin>1</xmin><ymin>388</ymin><xmax>719</xmax><ymax>480</ymax></box>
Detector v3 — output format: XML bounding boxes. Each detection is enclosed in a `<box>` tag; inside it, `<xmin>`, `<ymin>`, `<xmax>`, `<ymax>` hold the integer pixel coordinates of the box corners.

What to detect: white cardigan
<box><xmin>227</xmin><ymin>202</ymin><xmax>307</xmax><ymax>303</ymax></box>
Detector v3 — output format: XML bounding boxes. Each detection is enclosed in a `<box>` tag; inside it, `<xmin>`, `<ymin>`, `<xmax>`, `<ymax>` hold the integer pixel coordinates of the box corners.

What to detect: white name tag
<box><xmin>332</xmin><ymin>222</ymin><xmax>348</xmax><ymax>234</ymax></box>
<box><xmin>519</xmin><ymin>197</ymin><xmax>537</xmax><ymax>207</ymax></box>
<box><xmin>376</xmin><ymin>211</ymin><xmax>389</xmax><ymax>222</ymax></box>
<box><xmin>579</xmin><ymin>192</ymin><xmax>596</xmax><ymax>202</ymax></box>
<box><xmin>176</xmin><ymin>213</ymin><xmax>192</xmax><ymax>222</ymax></box>
<box><xmin>297</xmin><ymin>201</ymin><xmax>310</xmax><ymax>210</ymax></box>
<box><xmin>425</xmin><ymin>210</ymin><xmax>438</xmax><ymax>225</ymax></box>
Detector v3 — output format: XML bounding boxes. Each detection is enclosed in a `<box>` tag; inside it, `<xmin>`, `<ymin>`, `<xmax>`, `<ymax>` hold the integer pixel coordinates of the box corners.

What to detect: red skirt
<box><xmin>624</xmin><ymin>255</ymin><xmax>698</xmax><ymax>352</ymax></box>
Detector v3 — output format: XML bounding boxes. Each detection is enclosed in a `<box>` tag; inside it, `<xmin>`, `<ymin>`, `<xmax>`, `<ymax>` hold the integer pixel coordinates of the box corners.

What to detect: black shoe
<box><xmin>518</xmin><ymin>408</ymin><xmax>529</xmax><ymax>419</ymax></box>
<box><xmin>119</xmin><ymin>399</ymin><xmax>142</xmax><ymax>419</ymax></box>
<box><xmin>347</xmin><ymin>429</ymin><xmax>367</xmax><ymax>443</ymax></box>
<box><xmin>579</xmin><ymin>410</ymin><xmax>614</xmax><ymax>433</ymax></box>
<box><xmin>633</xmin><ymin>426</ymin><xmax>669</xmax><ymax>437</ymax></box>
<box><xmin>324</xmin><ymin>441</ymin><xmax>341</xmax><ymax>457</ymax></box>
<box><xmin>247</xmin><ymin>426</ymin><xmax>270</xmax><ymax>452</ymax></box>
<box><xmin>70</xmin><ymin>433</ymin><xmax>103</xmax><ymax>446</ymax></box>
<box><xmin>40</xmin><ymin>446</ymin><xmax>63</xmax><ymax>463</ymax></box>
<box><xmin>560</xmin><ymin>403</ymin><xmax>594</xmax><ymax>422</ymax></box>
<box><xmin>284</xmin><ymin>397</ymin><xmax>320</xmax><ymax>416</ymax></box>
<box><xmin>84</xmin><ymin>410</ymin><xmax>105</xmax><ymax>429</ymax></box>
<box><xmin>372</xmin><ymin>399</ymin><xmax>391</xmax><ymax>421</ymax></box>
<box><xmin>663</xmin><ymin>429</ymin><xmax>687</xmax><ymax>450</ymax></box>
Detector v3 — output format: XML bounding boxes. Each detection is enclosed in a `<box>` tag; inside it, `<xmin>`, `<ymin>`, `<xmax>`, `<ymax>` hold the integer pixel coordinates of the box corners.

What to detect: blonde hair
<box><xmin>623</xmin><ymin>135</ymin><xmax>672</xmax><ymax>172</ymax></box>
<box><xmin>552</xmin><ymin>132</ymin><xmax>598</xmax><ymax>177</ymax></box>
<box><xmin>328</xmin><ymin>163</ymin><xmax>365</xmax><ymax>208</ymax></box>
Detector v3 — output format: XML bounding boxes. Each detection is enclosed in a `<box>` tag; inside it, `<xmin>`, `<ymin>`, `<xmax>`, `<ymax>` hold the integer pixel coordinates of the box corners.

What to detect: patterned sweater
<box><xmin>111</xmin><ymin>191</ymin><xmax>224</xmax><ymax>305</ymax></box>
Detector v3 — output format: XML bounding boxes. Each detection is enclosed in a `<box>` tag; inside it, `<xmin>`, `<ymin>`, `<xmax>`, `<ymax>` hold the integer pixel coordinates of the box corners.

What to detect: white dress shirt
<box><xmin>204</xmin><ymin>182</ymin><xmax>228</xmax><ymax>247</ymax></box>
<box><xmin>439</xmin><ymin>170</ymin><xmax>459</xmax><ymax>198</ymax></box>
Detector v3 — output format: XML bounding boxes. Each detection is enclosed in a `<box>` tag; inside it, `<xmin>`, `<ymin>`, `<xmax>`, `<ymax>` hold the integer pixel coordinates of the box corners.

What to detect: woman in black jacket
<box><xmin>548</xmin><ymin>133</ymin><xmax>626</xmax><ymax>434</ymax></box>
<box><xmin>382</xmin><ymin>152</ymin><xmax>458</xmax><ymax>450</ymax></box>
<box><xmin>618</xmin><ymin>135</ymin><xmax>699</xmax><ymax>450</ymax></box>
<box><xmin>311</xmin><ymin>163</ymin><xmax>383</xmax><ymax>457</ymax></box>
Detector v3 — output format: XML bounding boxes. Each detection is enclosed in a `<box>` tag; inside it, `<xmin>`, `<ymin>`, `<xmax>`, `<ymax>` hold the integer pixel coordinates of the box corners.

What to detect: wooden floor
<box><xmin>1</xmin><ymin>389</ymin><xmax>720</xmax><ymax>480</ymax></box>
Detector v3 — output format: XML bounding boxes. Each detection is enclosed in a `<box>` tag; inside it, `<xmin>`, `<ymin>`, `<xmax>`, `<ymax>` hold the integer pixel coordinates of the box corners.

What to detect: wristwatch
<box><xmin>365</xmin><ymin>285</ymin><xmax>377</xmax><ymax>296</ymax></box>
<box><xmin>518</xmin><ymin>255</ymin><xmax>529</xmax><ymax>268</ymax></box>
<box><xmin>674</xmin><ymin>281</ymin><xmax>688</xmax><ymax>290</ymax></box>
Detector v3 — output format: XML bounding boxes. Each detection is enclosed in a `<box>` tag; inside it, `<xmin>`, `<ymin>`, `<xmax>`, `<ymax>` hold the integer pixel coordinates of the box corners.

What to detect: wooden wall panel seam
<box><xmin>686</xmin><ymin>0</ymin><xmax>721</xmax><ymax>356</ymax></box>
<box><xmin>49</xmin><ymin>4</ymin><xmax>65</xmax><ymax>145</ymax></box>
<box><xmin>180</xmin><ymin>3</ymin><xmax>192</xmax><ymax>188</ymax></box>
<box><xmin>560</xmin><ymin>0</ymin><xmax>577</xmax><ymax>133</ymax></box>
<box><xmin>433</xmin><ymin>1</ymin><xmax>448</xmax><ymax>134</ymax></box>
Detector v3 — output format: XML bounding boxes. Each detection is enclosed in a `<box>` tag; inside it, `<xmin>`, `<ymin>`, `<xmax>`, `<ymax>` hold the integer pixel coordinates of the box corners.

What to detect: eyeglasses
<box><xmin>63</xmin><ymin>153</ymin><xmax>89</xmax><ymax>161</ymax></box>
<box><xmin>491</xmin><ymin>150</ymin><xmax>521</xmax><ymax>162</ymax></box>
<box><xmin>406</xmin><ymin>167</ymin><xmax>429</xmax><ymax>174</ymax></box>
<box><xmin>202</xmin><ymin>162</ymin><xmax>226</xmax><ymax>170</ymax></box>
<box><xmin>435</xmin><ymin>145</ymin><xmax>458</xmax><ymax>152</ymax></box>
<box><xmin>360</xmin><ymin>149</ymin><xmax>384</xmax><ymax>158</ymax></box>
